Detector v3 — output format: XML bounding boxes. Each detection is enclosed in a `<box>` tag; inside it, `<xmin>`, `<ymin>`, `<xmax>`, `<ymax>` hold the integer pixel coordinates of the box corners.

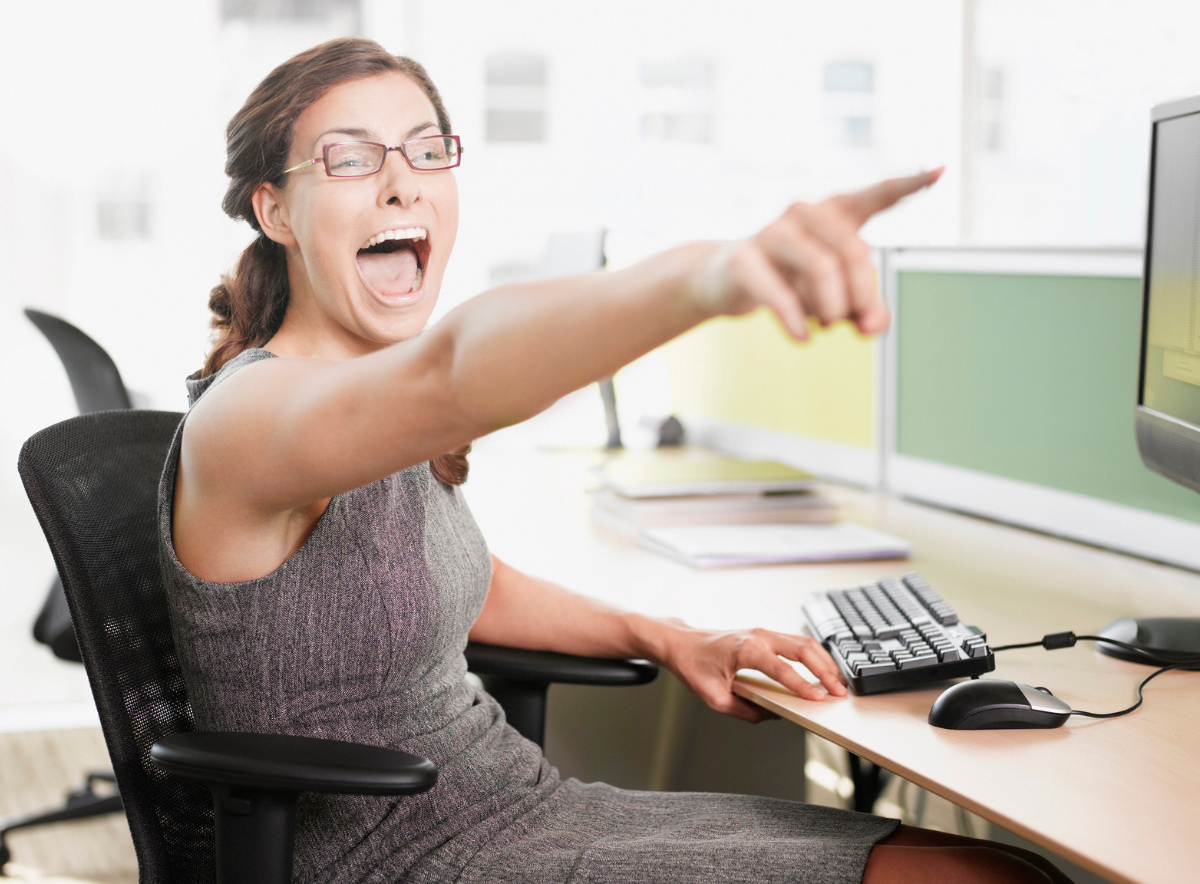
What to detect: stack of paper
<box><xmin>589</xmin><ymin>487</ymin><xmax>838</xmax><ymax>536</ymax></box>
<box><xmin>636</xmin><ymin>523</ymin><xmax>912</xmax><ymax>568</ymax></box>
<box><xmin>590</xmin><ymin>450</ymin><xmax>837</xmax><ymax>537</ymax></box>
<box><xmin>590</xmin><ymin>450</ymin><xmax>910</xmax><ymax>567</ymax></box>
<box><xmin>598</xmin><ymin>452</ymin><xmax>819</xmax><ymax>498</ymax></box>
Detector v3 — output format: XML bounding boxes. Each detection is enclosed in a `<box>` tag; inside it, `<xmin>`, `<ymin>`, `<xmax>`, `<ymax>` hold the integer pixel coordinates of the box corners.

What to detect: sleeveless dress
<box><xmin>158</xmin><ymin>349</ymin><xmax>898</xmax><ymax>884</ymax></box>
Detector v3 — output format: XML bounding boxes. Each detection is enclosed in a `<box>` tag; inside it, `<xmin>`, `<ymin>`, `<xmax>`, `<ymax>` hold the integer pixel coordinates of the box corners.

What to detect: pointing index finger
<box><xmin>831</xmin><ymin>166</ymin><xmax>945</xmax><ymax>229</ymax></box>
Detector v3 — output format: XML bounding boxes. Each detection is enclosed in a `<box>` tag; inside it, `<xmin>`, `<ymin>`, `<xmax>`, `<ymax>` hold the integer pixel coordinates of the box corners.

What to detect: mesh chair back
<box><xmin>24</xmin><ymin>309</ymin><xmax>133</xmax><ymax>413</ymax></box>
<box><xmin>18</xmin><ymin>410</ymin><xmax>214</xmax><ymax>883</ymax></box>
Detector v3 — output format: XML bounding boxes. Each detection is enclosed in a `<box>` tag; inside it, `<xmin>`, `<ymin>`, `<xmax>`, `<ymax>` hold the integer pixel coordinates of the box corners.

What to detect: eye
<box><xmin>324</xmin><ymin>143</ymin><xmax>384</xmax><ymax>175</ymax></box>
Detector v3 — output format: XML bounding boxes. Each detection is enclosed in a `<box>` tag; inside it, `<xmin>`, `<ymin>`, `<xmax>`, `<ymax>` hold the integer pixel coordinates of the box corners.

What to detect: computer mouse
<box><xmin>928</xmin><ymin>679</ymin><xmax>1072</xmax><ymax>730</ymax></box>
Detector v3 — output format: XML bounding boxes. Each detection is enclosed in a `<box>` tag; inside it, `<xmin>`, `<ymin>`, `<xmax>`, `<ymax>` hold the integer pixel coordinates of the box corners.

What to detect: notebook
<box><xmin>599</xmin><ymin>453</ymin><xmax>818</xmax><ymax>498</ymax></box>
<box><xmin>588</xmin><ymin>487</ymin><xmax>838</xmax><ymax>536</ymax></box>
<box><xmin>636</xmin><ymin>522</ymin><xmax>912</xmax><ymax>568</ymax></box>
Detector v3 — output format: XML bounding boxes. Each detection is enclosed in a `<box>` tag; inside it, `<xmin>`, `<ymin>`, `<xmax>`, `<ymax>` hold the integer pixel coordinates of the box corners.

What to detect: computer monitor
<box><xmin>1138</xmin><ymin>94</ymin><xmax>1200</xmax><ymax>492</ymax></box>
<box><xmin>1108</xmin><ymin>94</ymin><xmax>1200</xmax><ymax>665</ymax></box>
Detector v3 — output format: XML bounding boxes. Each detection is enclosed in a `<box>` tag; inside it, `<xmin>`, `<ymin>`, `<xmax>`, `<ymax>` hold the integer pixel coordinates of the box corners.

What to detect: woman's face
<box><xmin>257</xmin><ymin>72</ymin><xmax>459</xmax><ymax>352</ymax></box>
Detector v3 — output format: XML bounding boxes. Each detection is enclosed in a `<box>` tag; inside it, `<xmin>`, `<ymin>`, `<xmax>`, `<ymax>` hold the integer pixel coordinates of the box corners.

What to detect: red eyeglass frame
<box><xmin>283</xmin><ymin>135</ymin><xmax>463</xmax><ymax>177</ymax></box>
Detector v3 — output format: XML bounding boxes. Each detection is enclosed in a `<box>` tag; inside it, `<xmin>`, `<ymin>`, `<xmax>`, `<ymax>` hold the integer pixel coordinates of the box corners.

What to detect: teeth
<box><xmin>365</xmin><ymin>227</ymin><xmax>427</xmax><ymax>249</ymax></box>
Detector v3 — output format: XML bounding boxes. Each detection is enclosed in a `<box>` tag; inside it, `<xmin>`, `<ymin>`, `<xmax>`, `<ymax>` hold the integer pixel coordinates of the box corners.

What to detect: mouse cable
<box><xmin>1070</xmin><ymin>664</ymin><xmax>1184</xmax><ymax>719</ymax></box>
<box><xmin>991</xmin><ymin>631</ymin><xmax>1200</xmax><ymax>665</ymax></box>
<box><xmin>990</xmin><ymin>632</ymin><xmax>1200</xmax><ymax>719</ymax></box>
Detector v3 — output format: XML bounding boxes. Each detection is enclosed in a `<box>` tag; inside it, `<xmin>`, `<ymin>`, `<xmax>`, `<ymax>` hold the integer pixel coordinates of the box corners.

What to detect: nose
<box><xmin>378</xmin><ymin>147</ymin><xmax>421</xmax><ymax>210</ymax></box>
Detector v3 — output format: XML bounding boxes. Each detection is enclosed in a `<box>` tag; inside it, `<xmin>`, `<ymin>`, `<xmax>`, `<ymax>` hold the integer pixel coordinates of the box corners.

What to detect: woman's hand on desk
<box><xmin>658</xmin><ymin>623</ymin><xmax>848</xmax><ymax>723</ymax></box>
<box><xmin>472</xmin><ymin>558</ymin><xmax>846</xmax><ymax>723</ymax></box>
<box><xmin>688</xmin><ymin>167</ymin><xmax>943</xmax><ymax>340</ymax></box>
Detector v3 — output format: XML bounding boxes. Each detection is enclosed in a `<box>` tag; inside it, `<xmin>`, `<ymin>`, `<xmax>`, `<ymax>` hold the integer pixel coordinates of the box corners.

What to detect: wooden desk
<box><xmin>463</xmin><ymin>440</ymin><xmax>1200</xmax><ymax>884</ymax></box>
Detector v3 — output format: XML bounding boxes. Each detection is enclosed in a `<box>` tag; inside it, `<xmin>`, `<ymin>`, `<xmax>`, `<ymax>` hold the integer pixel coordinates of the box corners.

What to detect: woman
<box><xmin>160</xmin><ymin>37</ymin><xmax>1072</xmax><ymax>884</ymax></box>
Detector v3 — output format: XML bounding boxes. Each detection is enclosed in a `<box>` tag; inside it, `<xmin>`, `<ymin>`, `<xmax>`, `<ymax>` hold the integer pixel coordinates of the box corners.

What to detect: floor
<box><xmin>0</xmin><ymin>728</ymin><xmax>135</xmax><ymax>884</ymax></box>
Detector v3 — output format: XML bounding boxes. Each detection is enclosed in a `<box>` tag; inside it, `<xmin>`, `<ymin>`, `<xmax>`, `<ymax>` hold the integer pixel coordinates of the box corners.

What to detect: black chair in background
<box><xmin>13</xmin><ymin>408</ymin><xmax>656</xmax><ymax>881</ymax></box>
<box><xmin>24</xmin><ymin>309</ymin><xmax>132</xmax><ymax>413</ymax></box>
<box><xmin>0</xmin><ymin>311</ymin><xmax>134</xmax><ymax>866</ymax></box>
<box><xmin>25</xmin><ymin>308</ymin><xmax>132</xmax><ymax>660</ymax></box>
<box><xmin>25</xmin><ymin>308</ymin><xmax>132</xmax><ymax>662</ymax></box>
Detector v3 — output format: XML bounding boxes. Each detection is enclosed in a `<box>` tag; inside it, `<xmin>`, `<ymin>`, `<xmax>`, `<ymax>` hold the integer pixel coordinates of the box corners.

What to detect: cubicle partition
<box><xmin>667</xmin><ymin>246</ymin><xmax>1200</xmax><ymax>572</ymax></box>
<box><xmin>665</xmin><ymin>255</ymin><xmax>883</xmax><ymax>488</ymax></box>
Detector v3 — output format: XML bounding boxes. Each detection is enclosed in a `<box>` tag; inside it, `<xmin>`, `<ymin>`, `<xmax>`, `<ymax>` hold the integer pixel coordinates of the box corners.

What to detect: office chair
<box><xmin>0</xmin><ymin>311</ymin><xmax>137</xmax><ymax>865</ymax></box>
<box><xmin>26</xmin><ymin>308</ymin><xmax>132</xmax><ymax>660</ymax></box>
<box><xmin>25</xmin><ymin>308</ymin><xmax>131</xmax><ymax>661</ymax></box>
<box><xmin>24</xmin><ymin>309</ymin><xmax>133</xmax><ymax>413</ymax></box>
<box><xmin>13</xmin><ymin>409</ymin><xmax>655</xmax><ymax>881</ymax></box>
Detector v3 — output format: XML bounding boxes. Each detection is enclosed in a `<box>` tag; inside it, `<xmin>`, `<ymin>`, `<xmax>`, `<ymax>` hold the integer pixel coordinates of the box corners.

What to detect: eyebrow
<box><xmin>315</xmin><ymin>122</ymin><xmax>440</xmax><ymax>145</ymax></box>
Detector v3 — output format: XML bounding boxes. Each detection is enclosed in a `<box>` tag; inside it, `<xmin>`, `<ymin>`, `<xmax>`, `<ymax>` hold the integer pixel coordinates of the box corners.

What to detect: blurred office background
<box><xmin>5</xmin><ymin>0</ymin><xmax>1200</xmax><ymax>727</ymax></box>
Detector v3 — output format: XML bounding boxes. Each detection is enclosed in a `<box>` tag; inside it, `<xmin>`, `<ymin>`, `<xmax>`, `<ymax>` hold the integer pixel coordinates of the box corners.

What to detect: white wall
<box><xmin>971</xmin><ymin>0</ymin><xmax>1200</xmax><ymax>245</ymax></box>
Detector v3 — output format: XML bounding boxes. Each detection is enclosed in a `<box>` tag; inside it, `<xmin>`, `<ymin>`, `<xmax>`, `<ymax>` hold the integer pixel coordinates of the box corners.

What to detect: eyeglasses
<box><xmin>282</xmin><ymin>135</ymin><xmax>463</xmax><ymax>178</ymax></box>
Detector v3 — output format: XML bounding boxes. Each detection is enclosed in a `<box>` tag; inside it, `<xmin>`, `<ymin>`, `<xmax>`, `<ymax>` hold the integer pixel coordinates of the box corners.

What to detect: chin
<box><xmin>359</xmin><ymin>290</ymin><xmax>439</xmax><ymax>345</ymax></box>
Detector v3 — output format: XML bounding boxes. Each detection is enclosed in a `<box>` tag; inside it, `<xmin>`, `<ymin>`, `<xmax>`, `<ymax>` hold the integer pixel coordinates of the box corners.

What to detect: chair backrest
<box><xmin>25</xmin><ymin>309</ymin><xmax>134</xmax><ymax>658</ymax></box>
<box><xmin>18</xmin><ymin>410</ymin><xmax>214</xmax><ymax>883</ymax></box>
<box><xmin>24</xmin><ymin>308</ymin><xmax>133</xmax><ymax>413</ymax></box>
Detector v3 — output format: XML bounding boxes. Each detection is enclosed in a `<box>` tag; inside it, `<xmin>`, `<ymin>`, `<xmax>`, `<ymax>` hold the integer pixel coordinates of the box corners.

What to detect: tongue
<box><xmin>357</xmin><ymin>245</ymin><xmax>419</xmax><ymax>297</ymax></box>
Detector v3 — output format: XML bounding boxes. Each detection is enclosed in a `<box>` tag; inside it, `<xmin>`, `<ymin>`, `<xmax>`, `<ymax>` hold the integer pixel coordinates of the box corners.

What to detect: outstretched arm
<box><xmin>178</xmin><ymin>170</ymin><xmax>940</xmax><ymax>581</ymax></box>
<box><xmin>470</xmin><ymin>556</ymin><xmax>846</xmax><ymax>722</ymax></box>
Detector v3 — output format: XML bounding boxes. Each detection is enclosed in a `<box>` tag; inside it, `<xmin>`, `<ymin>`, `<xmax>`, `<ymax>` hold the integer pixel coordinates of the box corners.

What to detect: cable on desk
<box><xmin>992</xmin><ymin>631</ymin><xmax>1200</xmax><ymax>662</ymax></box>
<box><xmin>1069</xmin><ymin>664</ymin><xmax>1184</xmax><ymax>719</ymax></box>
<box><xmin>990</xmin><ymin>632</ymin><xmax>1200</xmax><ymax>720</ymax></box>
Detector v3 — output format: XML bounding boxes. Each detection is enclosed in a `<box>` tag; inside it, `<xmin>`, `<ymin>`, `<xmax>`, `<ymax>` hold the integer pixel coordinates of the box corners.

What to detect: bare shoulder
<box><xmin>173</xmin><ymin>355</ymin><xmax>336</xmax><ymax>582</ymax></box>
<box><xmin>183</xmin><ymin>356</ymin><xmax>329</xmax><ymax>481</ymax></box>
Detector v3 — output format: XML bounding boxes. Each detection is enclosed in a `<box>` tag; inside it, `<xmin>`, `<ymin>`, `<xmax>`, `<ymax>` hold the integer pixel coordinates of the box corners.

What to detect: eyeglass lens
<box><xmin>325</xmin><ymin>137</ymin><xmax>460</xmax><ymax>177</ymax></box>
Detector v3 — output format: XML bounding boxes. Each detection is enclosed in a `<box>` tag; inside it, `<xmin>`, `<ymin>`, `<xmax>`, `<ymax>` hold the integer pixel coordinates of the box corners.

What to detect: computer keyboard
<box><xmin>802</xmin><ymin>573</ymin><xmax>995</xmax><ymax>695</ymax></box>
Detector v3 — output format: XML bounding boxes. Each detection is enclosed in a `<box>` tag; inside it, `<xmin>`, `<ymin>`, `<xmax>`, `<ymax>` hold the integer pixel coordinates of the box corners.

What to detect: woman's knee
<box><xmin>864</xmin><ymin>844</ymin><xmax>1057</xmax><ymax>884</ymax></box>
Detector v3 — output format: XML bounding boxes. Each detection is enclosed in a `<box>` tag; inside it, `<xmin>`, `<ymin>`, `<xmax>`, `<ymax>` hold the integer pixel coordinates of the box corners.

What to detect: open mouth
<box><xmin>356</xmin><ymin>227</ymin><xmax>430</xmax><ymax>299</ymax></box>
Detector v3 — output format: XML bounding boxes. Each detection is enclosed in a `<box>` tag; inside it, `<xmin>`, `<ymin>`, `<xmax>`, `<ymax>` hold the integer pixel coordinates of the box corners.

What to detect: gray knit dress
<box><xmin>159</xmin><ymin>349</ymin><xmax>898</xmax><ymax>884</ymax></box>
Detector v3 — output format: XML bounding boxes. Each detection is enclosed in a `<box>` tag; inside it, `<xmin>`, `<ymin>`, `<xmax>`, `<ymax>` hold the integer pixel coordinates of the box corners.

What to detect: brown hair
<box><xmin>205</xmin><ymin>37</ymin><xmax>468</xmax><ymax>485</ymax></box>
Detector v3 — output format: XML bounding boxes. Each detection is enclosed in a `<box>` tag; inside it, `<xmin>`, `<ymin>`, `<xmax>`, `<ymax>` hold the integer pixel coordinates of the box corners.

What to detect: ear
<box><xmin>252</xmin><ymin>182</ymin><xmax>298</xmax><ymax>247</ymax></box>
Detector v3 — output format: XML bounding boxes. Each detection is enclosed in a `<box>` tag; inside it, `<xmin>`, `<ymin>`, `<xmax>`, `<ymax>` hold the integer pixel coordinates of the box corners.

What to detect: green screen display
<box><xmin>1142</xmin><ymin>112</ymin><xmax>1200</xmax><ymax>429</ymax></box>
<box><xmin>896</xmin><ymin>271</ymin><xmax>1200</xmax><ymax>524</ymax></box>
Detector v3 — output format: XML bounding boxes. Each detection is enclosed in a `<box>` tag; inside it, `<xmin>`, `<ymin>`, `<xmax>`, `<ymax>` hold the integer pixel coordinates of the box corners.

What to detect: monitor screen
<box><xmin>1142</xmin><ymin>110</ymin><xmax>1200</xmax><ymax>428</ymax></box>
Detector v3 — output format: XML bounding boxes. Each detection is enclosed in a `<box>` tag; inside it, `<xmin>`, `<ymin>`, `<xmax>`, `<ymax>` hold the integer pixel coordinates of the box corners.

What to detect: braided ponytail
<box><xmin>203</xmin><ymin>234</ymin><xmax>289</xmax><ymax>378</ymax></box>
<box><xmin>205</xmin><ymin>37</ymin><xmax>468</xmax><ymax>485</ymax></box>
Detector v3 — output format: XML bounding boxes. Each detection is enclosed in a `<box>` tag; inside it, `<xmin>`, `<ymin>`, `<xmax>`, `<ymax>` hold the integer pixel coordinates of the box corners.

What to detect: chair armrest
<box><xmin>150</xmin><ymin>732</ymin><xmax>437</xmax><ymax>796</ymax></box>
<box><xmin>465</xmin><ymin>642</ymin><xmax>659</xmax><ymax>687</ymax></box>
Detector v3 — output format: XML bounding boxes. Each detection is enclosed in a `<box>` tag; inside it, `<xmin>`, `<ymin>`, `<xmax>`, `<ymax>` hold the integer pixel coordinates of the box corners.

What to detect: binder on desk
<box><xmin>588</xmin><ymin>487</ymin><xmax>838</xmax><ymax>536</ymax></box>
<box><xmin>636</xmin><ymin>523</ymin><xmax>912</xmax><ymax>568</ymax></box>
<box><xmin>598</xmin><ymin>452</ymin><xmax>818</xmax><ymax>498</ymax></box>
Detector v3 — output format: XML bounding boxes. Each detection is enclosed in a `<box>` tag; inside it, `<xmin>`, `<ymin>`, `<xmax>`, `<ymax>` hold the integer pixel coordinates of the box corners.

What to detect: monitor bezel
<box><xmin>1135</xmin><ymin>95</ymin><xmax>1200</xmax><ymax>496</ymax></box>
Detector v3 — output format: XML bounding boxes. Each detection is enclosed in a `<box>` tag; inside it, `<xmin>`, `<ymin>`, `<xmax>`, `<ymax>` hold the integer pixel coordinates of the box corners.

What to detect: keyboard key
<box><xmin>856</xmin><ymin>660</ymin><xmax>898</xmax><ymax>677</ymax></box>
<box><xmin>938</xmin><ymin>647</ymin><xmax>962</xmax><ymax>662</ymax></box>
<box><xmin>900</xmin><ymin>654</ymin><xmax>938</xmax><ymax>669</ymax></box>
<box><xmin>967</xmin><ymin>644</ymin><xmax>990</xmax><ymax>659</ymax></box>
